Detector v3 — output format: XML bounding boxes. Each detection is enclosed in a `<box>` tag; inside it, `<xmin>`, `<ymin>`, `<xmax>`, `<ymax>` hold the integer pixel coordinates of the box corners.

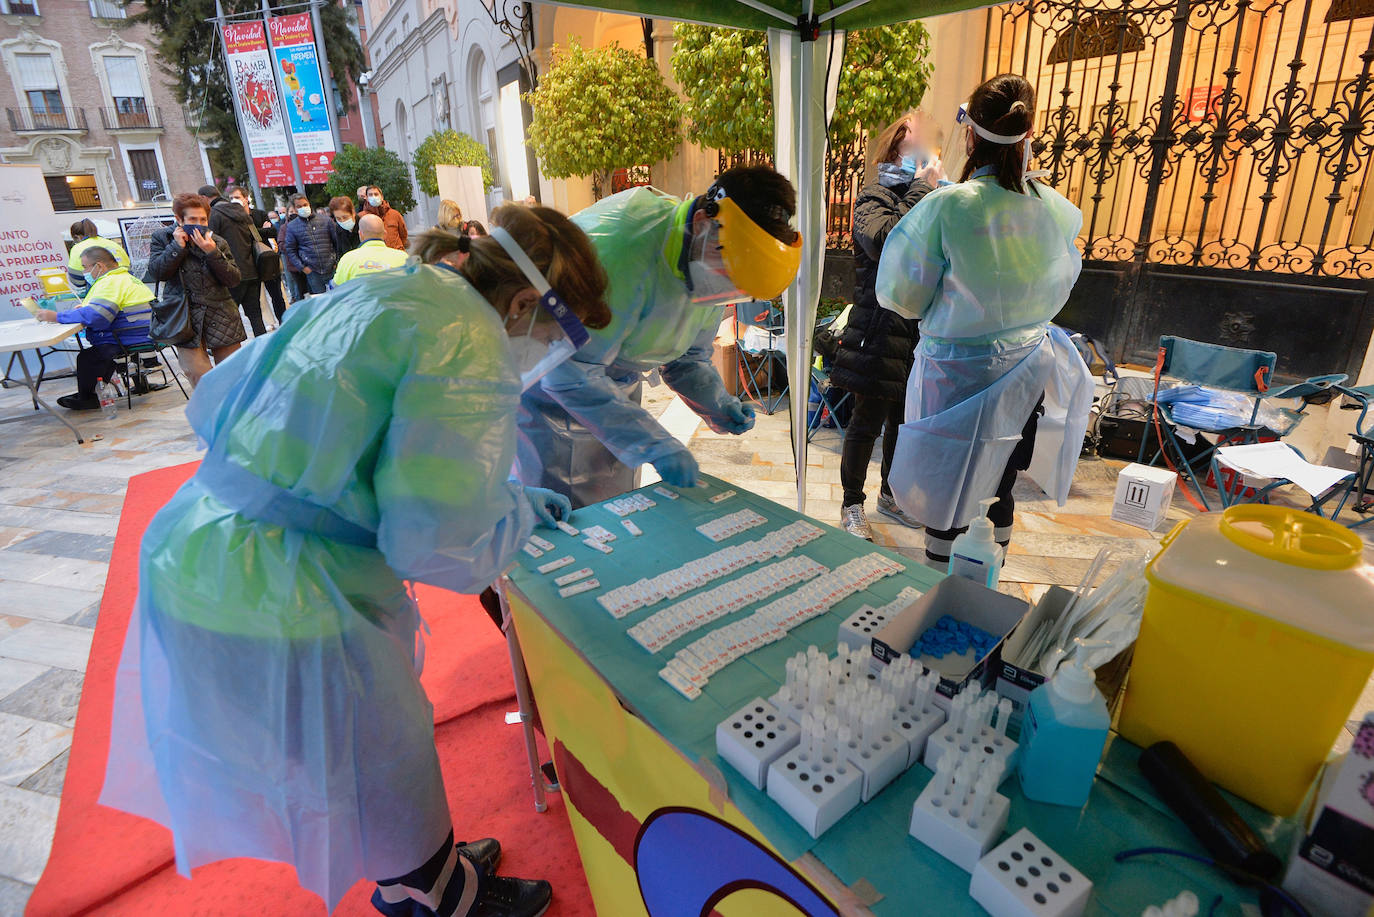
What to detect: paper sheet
<box><xmin>1216</xmin><ymin>442</ymin><xmax>1353</xmax><ymax>496</ymax></box>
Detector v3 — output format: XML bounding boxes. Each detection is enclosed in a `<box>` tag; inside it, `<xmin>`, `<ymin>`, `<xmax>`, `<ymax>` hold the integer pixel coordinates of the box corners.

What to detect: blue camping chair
<box><xmin>1307</xmin><ymin>382</ymin><xmax>1374</xmax><ymax>530</ymax></box>
<box><xmin>1140</xmin><ymin>335</ymin><xmax>1343</xmax><ymax>510</ymax></box>
<box><xmin>806</xmin><ymin>361</ymin><xmax>852</xmax><ymax>444</ymax></box>
<box><xmin>733</xmin><ymin>301</ymin><xmax>788</xmax><ymax>415</ymax></box>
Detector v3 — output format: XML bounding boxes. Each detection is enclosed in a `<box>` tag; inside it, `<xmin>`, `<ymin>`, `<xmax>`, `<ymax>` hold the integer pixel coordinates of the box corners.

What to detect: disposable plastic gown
<box><xmin>516</xmin><ymin>187</ymin><xmax>737</xmax><ymax>506</ymax></box>
<box><xmin>879</xmin><ymin>175</ymin><xmax>1086</xmax><ymax>530</ymax></box>
<box><xmin>100</xmin><ymin>263</ymin><xmax>535</xmax><ymax>910</ymax></box>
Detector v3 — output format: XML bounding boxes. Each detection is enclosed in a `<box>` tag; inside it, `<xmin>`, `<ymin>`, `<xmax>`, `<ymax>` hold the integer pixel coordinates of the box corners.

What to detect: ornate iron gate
<box><xmin>986</xmin><ymin>0</ymin><xmax>1374</xmax><ymax>378</ymax></box>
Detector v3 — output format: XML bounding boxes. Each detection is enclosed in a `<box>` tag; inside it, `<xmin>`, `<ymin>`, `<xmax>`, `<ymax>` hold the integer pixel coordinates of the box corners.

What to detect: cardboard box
<box><xmin>711</xmin><ymin>339</ymin><xmax>740</xmax><ymax>397</ymax></box>
<box><xmin>1282</xmin><ymin>713</ymin><xmax>1374</xmax><ymax>916</ymax></box>
<box><xmin>870</xmin><ymin>575</ymin><xmax>1029</xmax><ymax>707</ymax></box>
<box><xmin>1111</xmin><ymin>463</ymin><xmax>1177</xmax><ymax>531</ymax></box>
<box><xmin>994</xmin><ymin>586</ymin><xmax>1132</xmax><ymax>735</ymax></box>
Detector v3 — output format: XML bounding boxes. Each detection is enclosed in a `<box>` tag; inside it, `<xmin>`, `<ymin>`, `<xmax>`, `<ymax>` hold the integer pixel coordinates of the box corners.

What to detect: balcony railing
<box><xmin>99</xmin><ymin>105</ymin><xmax>163</xmax><ymax>131</ymax></box>
<box><xmin>6</xmin><ymin>106</ymin><xmax>87</xmax><ymax>132</ymax></box>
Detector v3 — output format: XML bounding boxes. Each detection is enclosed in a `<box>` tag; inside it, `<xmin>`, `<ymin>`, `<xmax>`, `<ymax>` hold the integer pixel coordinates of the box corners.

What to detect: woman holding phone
<box><xmin>146</xmin><ymin>192</ymin><xmax>245</xmax><ymax>387</ymax></box>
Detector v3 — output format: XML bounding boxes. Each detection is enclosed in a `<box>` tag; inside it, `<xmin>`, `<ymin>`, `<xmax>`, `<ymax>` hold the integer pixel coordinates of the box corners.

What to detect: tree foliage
<box><xmin>127</xmin><ymin>0</ymin><xmax>365</xmax><ymax>190</ymax></box>
<box><xmin>323</xmin><ymin>144</ymin><xmax>416</xmax><ymax>213</ymax></box>
<box><xmin>671</xmin><ymin>22</ymin><xmax>933</xmax><ymax>152</ymax></box>
<box><xmin>526</xmin><ymin>40</ymin><xmax>682</xmax><ymax>193</ymax></box>
<box><xmin>413</xmin><ymin>130</ymin><xmax>493</xmax><ymax>197</ymax></box>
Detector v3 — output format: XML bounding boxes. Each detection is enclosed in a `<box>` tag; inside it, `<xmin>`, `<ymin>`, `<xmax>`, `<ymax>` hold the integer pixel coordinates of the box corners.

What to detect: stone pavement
<box><xmin>0</xmin><ymin>362</ymin><xmax>1370</xmax><ymax>912</ymax></box>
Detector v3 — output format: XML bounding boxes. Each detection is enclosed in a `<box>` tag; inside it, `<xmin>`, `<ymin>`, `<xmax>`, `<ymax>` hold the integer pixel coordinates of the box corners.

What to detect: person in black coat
<box><xmin>200</xmin><ymin>183</ymin><xmax>266</xmax><ymax>338</ymax></box>
<box><xmin>833</xmin><ymin>112</ymin><xmax>943</xmax><ymax>540</ymax></box>
<box><xmin>227</xmin><ymin>185</ymin><xmax>288</xmax><ymax>326</ymax></box>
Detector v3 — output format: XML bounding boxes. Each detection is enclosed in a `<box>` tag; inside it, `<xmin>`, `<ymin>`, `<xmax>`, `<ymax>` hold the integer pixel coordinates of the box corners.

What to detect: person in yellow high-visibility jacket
<box><xmin>332</xmin><ymin>214</ymin><xmax>410</xmax><ymax>286</ymax></box>
<box><xmin>67</xmin><ymin>218</ymin><xmax>130</xmax><ymax>293</ymax></box>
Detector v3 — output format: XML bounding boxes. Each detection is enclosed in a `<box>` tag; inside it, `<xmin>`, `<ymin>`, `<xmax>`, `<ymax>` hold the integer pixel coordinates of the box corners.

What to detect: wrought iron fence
<box><xmin>988</xmin><ymin>0</ymin><xmax>1374</xmax><ymax>278</ymax></box>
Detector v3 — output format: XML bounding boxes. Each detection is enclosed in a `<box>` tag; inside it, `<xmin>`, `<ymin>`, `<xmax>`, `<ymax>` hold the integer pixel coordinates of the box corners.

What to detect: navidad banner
<box><xmin>222</xmin><ymin>20</ymin><xmax>293</xmax><ymax>188</ymax></box>
<box><xmin>268</xmin><ymin>13</ymin><xmax>336</xmax><ymax>184</ymax></box>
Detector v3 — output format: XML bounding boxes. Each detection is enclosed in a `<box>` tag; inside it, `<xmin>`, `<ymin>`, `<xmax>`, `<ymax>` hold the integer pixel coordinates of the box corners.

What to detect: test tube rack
<box><xmin>715</xmin><ymin>697</ymin><xmax>799</xmax><ymax>790</ymax></box>
<box><xmin>766</xmin><ymin>711</ymin><xmax>864</xmax><ymax>838</ymax></box>
<box><xmin>908</xmin><ymin>744</ymin><xmax>1011</xmax><ymax>872</ymax></box>
<box><xmin>836</xmin><ymin>586</ymin><xmax>923</xmax><ymax>652</ymax></box>
<box><xmin>968</xmin><ymin>829</ymin><xmax>1092</xmax><ymax>917</ymax></box>
<box><xmin>923</xmin><ymin>686</ymin><xmax>1018</xmax><ymax>783</ymax></box>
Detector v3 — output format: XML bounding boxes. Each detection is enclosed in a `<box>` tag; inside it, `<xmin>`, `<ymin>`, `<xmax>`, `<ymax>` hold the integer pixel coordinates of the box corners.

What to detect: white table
<box><xmin>0</xmin><ymin>318</ymin><xmax>87</xmax><ymax>443</ymax></box>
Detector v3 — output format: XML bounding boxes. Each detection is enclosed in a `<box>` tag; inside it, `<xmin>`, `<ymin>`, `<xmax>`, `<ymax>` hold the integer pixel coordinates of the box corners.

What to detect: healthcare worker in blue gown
<box><xmin>516</xmin><ymin>166</ymin><xmax>804</xmax><ymax>508</ymax></box>
<box><xmin>100</xmin><ymin>205</ymin><xmax>612</xmax><ymax>917</ymax></box>
<box><xmin>878</xmin><ymin>73</ymin><xmax>1094</xmax><ymax>567</ymax></box>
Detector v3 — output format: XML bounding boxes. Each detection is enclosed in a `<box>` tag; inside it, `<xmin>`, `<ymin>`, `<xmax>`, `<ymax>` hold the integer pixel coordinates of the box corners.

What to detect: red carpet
<box><xmin>28</xmin><ymin>462</ymin><xmax>594</xmax><ymax>917</ymax></box>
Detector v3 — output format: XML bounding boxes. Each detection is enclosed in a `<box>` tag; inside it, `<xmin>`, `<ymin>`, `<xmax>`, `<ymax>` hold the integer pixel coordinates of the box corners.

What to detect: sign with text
<box><xmin>268</xmin><ymin>13</ymin><xmax>335</xmax><ymax>184</ymax></box>
<box><xmin>1187</xmin><ymin>85</ymin><xmax>1225</xmax><ymax>122</ymax></box>
<box><xmin>222</xmin><ymin>20</ymin><xmax>294</xmax><ymax>188</ymax></box>
<box><xmin>0</xmin><ymin>165</ymin><xmax>71</xmax><ymax>318</ymax></box>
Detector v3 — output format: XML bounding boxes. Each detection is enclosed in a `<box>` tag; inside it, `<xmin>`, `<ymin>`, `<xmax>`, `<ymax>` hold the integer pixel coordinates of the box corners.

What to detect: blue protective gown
<box><xmin>878</xmin><ymin>170</ymin><xmax>1086</xmax><ymax>531</ymax></box>
<box><xmin>100</xmin><ymin>263</ymin><xmax>535</xmax><ymax>910</ymax></box>
<box><xmin>516</xmin><ymin>187</ymin><xmax>740</xmax><ymax>507</ymax></box>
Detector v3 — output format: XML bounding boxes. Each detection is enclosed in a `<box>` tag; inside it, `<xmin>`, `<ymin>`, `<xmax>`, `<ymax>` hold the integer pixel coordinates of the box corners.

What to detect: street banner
<box><xmin>268</xmin><ymin>13</ymin><xmax>336</xmax><ymax>184</ymax></box>
<box><xmin>222</xmin><ymin>20</ymin><xmax>294</xmax><ymax>188</ymax></box>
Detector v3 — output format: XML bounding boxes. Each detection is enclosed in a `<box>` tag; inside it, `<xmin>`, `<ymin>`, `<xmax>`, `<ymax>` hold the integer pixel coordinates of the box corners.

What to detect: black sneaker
<box><xmin>470</xmin><ymin>875</ymin><xmax>552</xmax><ymax>917</ymax></box>
<box><xmin>457</xmin><ymin>838</ymin><xmax>501</xmax><ymax>876</ymax></box>
<box><xmin>56</xmin><ymin>393</ymin><xmax>101</xmax><ymax>411</ymax></box>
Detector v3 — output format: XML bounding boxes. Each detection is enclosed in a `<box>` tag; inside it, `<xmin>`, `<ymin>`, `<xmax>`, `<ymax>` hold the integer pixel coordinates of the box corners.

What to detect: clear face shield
<box><xmin>489</xmin><ymin>226</ymin><xmax>591</xmax><ymax>391</ymax></box>
<box><xmin>685</xmin><ymin>186</ymin><xmax>804</xmax><ymax>307</ymax></box>
<box><xmin>944</xmin><ymin>103</ymin><xmax>1032</xmax><ymax>183</ymax></box>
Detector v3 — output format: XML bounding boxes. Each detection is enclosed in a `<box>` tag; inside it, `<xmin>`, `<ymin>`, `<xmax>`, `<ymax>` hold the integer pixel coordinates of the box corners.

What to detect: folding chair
<box><xmin>111</xmin><ymin>304</ymin><xmax>189</xmax><ymax>409</ymax></box>
<box><xmin>732</xmin><ymin>301</ymin><xmax>788</xmax><ymax>414</ymax></box>
<box><xmin>806</xmin><ymin>361</ymin><xmax>852</xmax><ymax>443</ymax></box>
<box><xmin>1140</xmin><ymin>335</ymin><xmax>1340</xmax><ymax>510</ymax></box>
<box><xmin>1307</xmin><ymin>383</ymin><xmax>1374</xmax><ymax>530</ymax></box>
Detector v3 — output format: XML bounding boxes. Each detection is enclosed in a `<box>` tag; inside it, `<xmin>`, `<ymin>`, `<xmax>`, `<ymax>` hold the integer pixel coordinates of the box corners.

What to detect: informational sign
<box><xmin>0</xmin><ymin>165</ymin><xmax>71</xmax><ymax>319</ymax></box>
<box><xmin>222</xmin><ymin>20</ymin><xmax>294</xmax><ymax>188</ymax></box>
<box><xmin>268</xmin><ymin>13</ymin><xmax>336</xmax><ymax>184</ymax></box>
<box><xmin>1186</xmin><ymin>85</ymin><xmax>1225</xmax><ymax>122</ymax></box>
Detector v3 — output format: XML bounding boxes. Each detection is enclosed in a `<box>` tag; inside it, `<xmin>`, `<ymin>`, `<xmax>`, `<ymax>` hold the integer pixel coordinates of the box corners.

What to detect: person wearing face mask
<box><xmin>145</xmin><ymin>192</ymin><xmax>244</xmax><ymax>387</ymax></box>
<box><xmin>831</xmin><ymin>111</ymin><xmax>942</xmax><ymax>541</ymax></box>
<box><xmin>281</xmin><ymin>193</ymin><xmax>339</xmax><ymax>295</ymax></box>
<box><xmin>330</xmin><ymin>195</ymin><xmax>361</xmax><ymax>256</ymax></box>
<box><xmin>516</xmin><ymin>165</ymin><xmax>802</xmax><ymax>508</ymax></box>
<box><xmin>877</xmin><ymin>74</ymin><xmax>1092</xmax><ymax>568</ymax></box>
<box><xmin>66</xmin><ymin>218</ymin><xmax>130</xmax><ymax>294</ymax></box>
<box><xmin>200</xmin><ymin>184</ymin><xmax>266</xmax><ymax>338</ymax></box>
<box><xmin>280</xmin><ymin>204</ymin><xmax>308</xmax><ymax>304</ymax></box>
<box><xmin>100</xmin><ymin>203</ymin><xmax>611</xmax><ymax>917</ymax></box>
<box><xmin>333</xmin><ymin>213</ymin><xmax>409</xmax><ymax>284</ymax></box>
<box><xmin>36</xmin><ymin>245</ymin><xmax>153</xmax><ymax>410</ymax></box>
<box><xmin>362</xmin><ymin>185</ymin><xmax>409</xmax><ymax>250</ymax></box>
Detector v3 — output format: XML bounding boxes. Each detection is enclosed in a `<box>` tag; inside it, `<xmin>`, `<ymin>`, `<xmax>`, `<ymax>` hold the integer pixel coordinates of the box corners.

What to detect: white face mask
<box><xmin>505</xmin><ymin>324</ymin><xmax>577</xmax><ymax>392</ymax></box>
<box><xmin>488</xmin><ymin>226</ymin><xmax>591</xmax><ymax>392</ymax></box>
<box><xmin>297</xmin><ymin>206</ymin><xmax>311</xmax><ymax>218</ymax></box>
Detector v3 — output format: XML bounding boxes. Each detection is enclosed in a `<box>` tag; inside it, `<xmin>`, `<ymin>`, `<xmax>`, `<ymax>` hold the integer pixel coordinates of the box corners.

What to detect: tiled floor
<box><xmin>1</xmin><ymin>356</ymin><xmax>1371</xmax><ymax>912</ymax></box>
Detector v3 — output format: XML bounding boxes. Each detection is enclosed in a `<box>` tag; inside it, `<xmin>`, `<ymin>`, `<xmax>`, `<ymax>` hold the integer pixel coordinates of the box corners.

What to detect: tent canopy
<box><xmin>532</xmin><ymin>0</ymin><xmax>986</xmax><ymax>509</ymax></box>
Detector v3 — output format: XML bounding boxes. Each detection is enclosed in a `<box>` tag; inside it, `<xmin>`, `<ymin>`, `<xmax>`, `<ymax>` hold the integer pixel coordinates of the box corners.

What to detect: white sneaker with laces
<box><xmin>876</xmin><ymin>493</ymin><xmax>923</xmax><ymax>530</ymax></box>
<box><xmin>841</xmin><ymin>504</ymin><xmax>874</xmax><ymax>541</ymax></box>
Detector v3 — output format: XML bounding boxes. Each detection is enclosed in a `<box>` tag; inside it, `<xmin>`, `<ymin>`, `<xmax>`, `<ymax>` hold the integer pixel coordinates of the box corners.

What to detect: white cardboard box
<box><xmin>1111</xmin><ymin>463</ymin><xmax>1177</xmax><ymax>531</ymax></box>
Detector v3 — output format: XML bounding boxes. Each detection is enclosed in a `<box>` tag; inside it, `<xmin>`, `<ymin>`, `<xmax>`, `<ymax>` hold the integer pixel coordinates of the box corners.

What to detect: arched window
<box><xmin>1046</xmin><ymin>12</ymin><xmax>1145</xmax><ymax>65</ymax></box>
<box><xmin>1326</xmin><ymin>0</ymin><xmax>1374</xmax><ymax>22</ymax></box>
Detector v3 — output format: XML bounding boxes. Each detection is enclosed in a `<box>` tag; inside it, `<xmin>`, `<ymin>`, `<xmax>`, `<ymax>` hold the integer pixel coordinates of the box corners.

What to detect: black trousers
<box><xmin>924</xmin><ymin>396</ymin><xmax>1044</xmax><ymax>564</ymax></box>
<box><xmin>232</xmin><ymin>279</ymin><xmax>266</xmax><ymax>336</ymax></box>
<box><xmin>75</xmin><ymin>343</ymin><xmax>120</xmax><ymax>397</ymax></box>
<box><xmin>839</xmin><ymin>393</ymin><xmax>905</xmax><ymax>508</ymax></box>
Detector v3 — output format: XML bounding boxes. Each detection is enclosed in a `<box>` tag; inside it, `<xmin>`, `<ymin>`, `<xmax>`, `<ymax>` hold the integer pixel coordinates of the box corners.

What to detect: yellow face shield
<box><xmin>715</xmin><ymin>196</ymin><xmax>803</xmax><ymax>301</ymax></box>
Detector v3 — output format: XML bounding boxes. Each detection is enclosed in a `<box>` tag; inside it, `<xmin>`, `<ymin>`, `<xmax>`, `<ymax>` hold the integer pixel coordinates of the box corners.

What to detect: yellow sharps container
<box><xmin>1118</xmin><ymin>505</ymin><xmax>1374</xmax><ymax>816</ymax></box>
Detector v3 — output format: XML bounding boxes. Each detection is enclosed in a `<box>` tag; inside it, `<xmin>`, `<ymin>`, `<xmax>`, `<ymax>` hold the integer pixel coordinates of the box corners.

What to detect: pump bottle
<box><xmin>947</xmin><ymin>497</ymin><xmax>1002</xmax><ymax>589</ymax></box>
<box><xmin>1017</xmin><ymin>652</ymin><xmax>1110</xmax><ymax>807</ymax></box>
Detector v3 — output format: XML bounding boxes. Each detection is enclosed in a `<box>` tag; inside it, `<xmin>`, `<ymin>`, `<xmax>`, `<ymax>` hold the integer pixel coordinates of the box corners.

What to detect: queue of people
<box><xmin>54</xmin><ymin>69</ymin><xmax>1089</xmax><ymax>917</ymax></box>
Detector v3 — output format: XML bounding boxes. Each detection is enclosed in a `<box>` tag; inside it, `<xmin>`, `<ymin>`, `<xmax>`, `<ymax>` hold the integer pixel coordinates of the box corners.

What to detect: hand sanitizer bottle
<box><xmin>947</xmin><ymin>497</ymin><xmax>1002</xmax><ymax>589</ymax></box>
<box><xmin>1017</xmin><ymin>653</ymin><xmax>1110</xmax><ymax>807</ymax></box>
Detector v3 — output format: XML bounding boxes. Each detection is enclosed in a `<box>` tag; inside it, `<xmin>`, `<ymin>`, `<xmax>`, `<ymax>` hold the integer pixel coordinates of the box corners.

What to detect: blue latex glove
<box><xmin>524</xmin><ymin>486</ymin><xmax>572</xmax><ymax>529</ymax></box>
<box><xmin>720</xmin><ymin>400</ymin><xmax>756</xmax><ymax>435</ymax></box>
<box><xmin>653</xmin><ymin>449</ymin><xmax>699</xmax><ymax>488</ymax></box>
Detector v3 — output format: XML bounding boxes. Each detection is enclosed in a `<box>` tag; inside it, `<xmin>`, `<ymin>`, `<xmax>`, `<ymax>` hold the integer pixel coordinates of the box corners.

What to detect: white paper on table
<box><xmin>1215</xmin><ymin>442</ymin><xmax>1353</xmax><ymax>496</ymax></box>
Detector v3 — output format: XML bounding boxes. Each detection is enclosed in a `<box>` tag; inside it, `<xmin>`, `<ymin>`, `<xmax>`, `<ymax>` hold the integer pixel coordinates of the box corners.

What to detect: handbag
<box><xmin>150</xmin><ymin>283</ymin><xmax>194</xmax><ymax>346</ymax></box>
<box><xmin>249</xmin><ymin>220</ymin><xmax>281</xmax><ymax>281</ymax></box>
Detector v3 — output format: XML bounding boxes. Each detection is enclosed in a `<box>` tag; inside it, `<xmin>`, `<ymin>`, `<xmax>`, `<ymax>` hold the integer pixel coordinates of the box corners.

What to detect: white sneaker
<box><xmin>841</xmin><ymin>504</ymin><xmax>873</xmax><ymax>541</ymax></box>
<box><xmin>876</xmin><ymin>493</ymin><xmax>923</xmax><ymax>530</ymax></box>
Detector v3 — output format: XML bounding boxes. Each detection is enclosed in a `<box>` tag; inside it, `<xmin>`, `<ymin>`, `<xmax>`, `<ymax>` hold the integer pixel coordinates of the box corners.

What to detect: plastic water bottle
<box><xmin>97</xmin><ymin>377</ymin><xmax>117</xmax><ymax>420</ymax></box>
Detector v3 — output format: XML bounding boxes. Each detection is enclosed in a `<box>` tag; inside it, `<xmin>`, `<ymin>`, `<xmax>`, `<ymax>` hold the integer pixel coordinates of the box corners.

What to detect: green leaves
<box><xmin>323</xmin><ymin>144</ymin><xmax>416</xmax><ymax>213</ymax></box>
<box><xmin>670</xmin><ymin>22</ymin><xmax>934</xmax><ymax>154</ymax></box>
<box><xmin>525</xmin><ymin>40</ymin><xmax>683</xmax><ymax>182</ymax></box>
<box><xmin>412</xmin><ymin>130</ymin><xmax>493</xmax><ymax>197</ymax></box>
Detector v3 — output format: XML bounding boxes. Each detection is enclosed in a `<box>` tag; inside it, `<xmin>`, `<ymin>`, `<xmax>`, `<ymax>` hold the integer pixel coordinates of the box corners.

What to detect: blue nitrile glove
<box><xmin>721</xmin><ymin>400</ymin><xmax>756</xmax><ymax>435</ymax></box>
<box><xmin>653</xmin><ymin>448</ymin><xmax>700</xmax><ymax>488</ymax></box>
<box><xmin>524</xmin><ymin>486</ymin><xmax>572</xmax><ymax>529</ymax></box>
